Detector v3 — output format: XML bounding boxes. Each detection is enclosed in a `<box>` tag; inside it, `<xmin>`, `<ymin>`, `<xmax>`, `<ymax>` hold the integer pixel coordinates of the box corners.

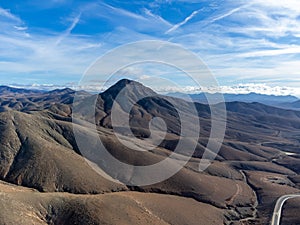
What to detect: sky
<box><xmin>0</xmin><ymin>0</ymin><xmax>300</xmax><ymax>96</ymax></box>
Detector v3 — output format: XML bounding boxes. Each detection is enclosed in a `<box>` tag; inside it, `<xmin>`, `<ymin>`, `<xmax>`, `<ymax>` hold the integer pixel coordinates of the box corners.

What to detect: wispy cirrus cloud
<box><xmin>162</xmin><ymin>0</ymin><xmax>300</xmax><ymax>94</ymax></box>
<box><xmin>143</xmin><ymin>8</ymin><xmax>173</xmax><ymax>27</ymax></box>
<box><xmin>99</xmin><ymin>2</ymin><xmax>148</xmax><ymax>21</ymax></box>
<box><xmin>0</xmin><ymin>9</ymin><xmax>103</xmax><ymax>84</ymax></box>
<box><xmin>237</xmin><ymin>47</ymin><xmax>300</xmax><ymax>58</ymax></box>
<box><xmin>0</xmin><ymin>7</ymin><xmax>21</xmax><ymax>22</ymax></box>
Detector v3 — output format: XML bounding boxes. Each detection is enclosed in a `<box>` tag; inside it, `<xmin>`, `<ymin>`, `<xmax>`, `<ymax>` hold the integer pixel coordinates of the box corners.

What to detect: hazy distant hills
<box><xmin>0</xmin><ymin>79</ymin><xmax>300</xmax><ymax>224</ymax></box>
<box><xmin>278</xmin><ymin>100</ymin><xmax>300</xmax><ymax>110</ymax></box>
<box><xmin>0</xmin><ymin>85</ymin><xmax>44</xmax><ymax>96</ymax></box>
<box><xmin>168</xmin><ymin>91</ymin><xmax>300</xmax><ymax>110</ymax></box>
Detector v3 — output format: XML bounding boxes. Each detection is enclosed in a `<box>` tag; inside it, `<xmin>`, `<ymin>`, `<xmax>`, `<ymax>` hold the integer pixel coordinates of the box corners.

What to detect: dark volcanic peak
<box><xmin>114</xmin><ymin>78</ymin><xmax>136</xmax><ymax>86</ymax></box>
<box><xmin>101</xmin><ymin>79</ymin><xmax>157</xmax><ymax>100</ymax></box>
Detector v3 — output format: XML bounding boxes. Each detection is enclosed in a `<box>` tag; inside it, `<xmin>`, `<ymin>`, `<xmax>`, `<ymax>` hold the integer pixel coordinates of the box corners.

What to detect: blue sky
<box><xmin>0</xmin><ymin>0</ymin><xmax>300</xmax><ymax>96</ymax></box>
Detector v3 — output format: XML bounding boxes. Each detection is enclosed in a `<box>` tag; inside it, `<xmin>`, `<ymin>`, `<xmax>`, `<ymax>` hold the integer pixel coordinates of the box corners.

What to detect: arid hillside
<box><xmin>0</xmin><ymin>79</ymin><xmax>300</xmax><ymax>224</ymax></box>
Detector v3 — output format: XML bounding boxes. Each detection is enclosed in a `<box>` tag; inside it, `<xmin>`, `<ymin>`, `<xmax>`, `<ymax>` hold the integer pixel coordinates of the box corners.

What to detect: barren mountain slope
<box><xmin>0</xmin><ymin>80</ymin><xmax>300</xmax><ymax>224</ymax></box>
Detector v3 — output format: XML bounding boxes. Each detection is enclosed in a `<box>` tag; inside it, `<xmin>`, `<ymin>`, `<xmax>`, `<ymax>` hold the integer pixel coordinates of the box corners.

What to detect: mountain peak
<box><xmin>101</xmin><ymin>79</ymin><xmax>156</xmax><ymax>100</ymax></box>
<box><xmin>48</xmin><ymin>88</ymin><xmax>74</xmax><ymax>94</ymax></box>
<box><xmin>115</xmin><ymin>78</ymin><xmax>136</xmax><ymax>86</ymax></box>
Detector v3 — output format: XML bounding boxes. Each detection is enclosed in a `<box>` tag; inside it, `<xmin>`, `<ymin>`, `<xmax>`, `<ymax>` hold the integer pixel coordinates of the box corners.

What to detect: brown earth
<box><xmin>0</xmin><ymin>79</ymin><xmax>300</xmax><ymax>224</ymax></box>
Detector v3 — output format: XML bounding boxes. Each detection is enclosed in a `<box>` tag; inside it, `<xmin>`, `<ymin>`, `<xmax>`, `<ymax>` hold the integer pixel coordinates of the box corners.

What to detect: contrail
<box><xmin>165</xmin><ymin>9</ymin><xmax>202</xmax><ymax>34</ymax></box>
<box><xmin>56</xmin><ymin>13</ymin><xmax>81</xmax><ymax>46</ymax></box>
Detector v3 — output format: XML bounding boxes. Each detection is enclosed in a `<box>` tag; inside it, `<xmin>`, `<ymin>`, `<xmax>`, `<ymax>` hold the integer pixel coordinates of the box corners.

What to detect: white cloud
<box><xmin>6</xmin><ymin>82</ymin><xmax>300</xmax><ymax>98</ymax></box>
<box><xmin>162</xmin><ymin>1</ymin><xmax>300</xmax><ymax>95</ymax></box>
<box><xmin>216</xmin><ymin>83</ymin><xmax>300</xmax><ymax>96</ymax></box>
<box><xmin>154</xmin><ymin>83</ymin><xmax>300</xmax><ymax>97</ymax></box>
<box><xmin>143</xmin><ymin>8</ymin><xmax>173</xmax><ymax>27</ymax></box>
<box><xmin>237</xmin><ymin>46</ymin><xmax>300</xmax><ymax>57</ymax></box>
<box><xmin>0</xmin><ymin>27</ymin><xmax>103</xmax><ymax>83</ymax></box>
<box><xmin>139</xmin><ymin>74</ymin><xmax>151</xmax><ymax>80</ymax></box>
<box><xmin>14</xmin><ymin>26</ymin><xmax>28</xmax><ymax>31</ymax></box>
<box><xmin>102</xmin><ymin>2</ymin><xmax>147</xmax><ymax>21</ymax></box>
<box><xmin>252</xmin><ymin>0</ymin><xmax>300</xmax><ymax>13</ymax></box>
<box><xmin>0</xmin><ymin>7</ymin><xmax>21</xmax><ymax>22</ymax></box>
<box><xmin>81</xmin><ymin>2</ymin><xmax>172</xmax><ymax>35</ymax></box>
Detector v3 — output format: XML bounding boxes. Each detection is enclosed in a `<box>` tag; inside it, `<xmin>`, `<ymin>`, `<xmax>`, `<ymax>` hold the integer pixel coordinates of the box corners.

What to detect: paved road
<box><xmin>271</xmin><ymin>194</ymin><xmax>300</xmax><ymax>225</ymax></box>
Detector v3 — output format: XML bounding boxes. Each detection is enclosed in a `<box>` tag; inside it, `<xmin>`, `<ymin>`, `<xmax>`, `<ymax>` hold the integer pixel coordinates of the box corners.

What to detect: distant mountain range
<box><xmin>167</xmin><ymin>92</ymin><xmax>300</xmax><ymax>110</ymax></box>
<box><xmin>2</xmin><ymin>84</ymin><xmax>299</xmax><ymax>110</ymax></box>
<box><xmin>0</xmin><ymin>85</ymin><xmax>44</xmax><ymax>95</ymax></box>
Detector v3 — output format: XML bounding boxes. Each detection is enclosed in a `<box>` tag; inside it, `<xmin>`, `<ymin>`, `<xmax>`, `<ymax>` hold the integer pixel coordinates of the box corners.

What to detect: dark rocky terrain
<box><xmin>0</xmin><ymin>79</ymin><xmax>300</xmax><ymax>224</ymax></box>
